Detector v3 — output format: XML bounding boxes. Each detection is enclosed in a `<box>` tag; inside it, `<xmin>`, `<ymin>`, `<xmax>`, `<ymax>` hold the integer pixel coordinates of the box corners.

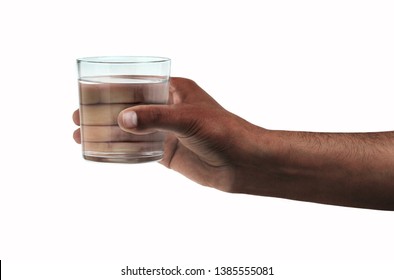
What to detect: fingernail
<box><xmin>122</xmin><ymin>111</ymin><xmax>137</xmax><ymax>128</ymax></box>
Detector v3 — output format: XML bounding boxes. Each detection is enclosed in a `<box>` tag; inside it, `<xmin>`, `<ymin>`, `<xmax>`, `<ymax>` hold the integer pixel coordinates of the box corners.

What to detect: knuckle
<box><xmin>149</xmin><ymin>109</ymin><xmax>164</xmax><ymax>123</ymax></box>
<box><xmin>141</xmin><ymin>107</ymin><xmax>167</xmax><ymax>129</ymax></box>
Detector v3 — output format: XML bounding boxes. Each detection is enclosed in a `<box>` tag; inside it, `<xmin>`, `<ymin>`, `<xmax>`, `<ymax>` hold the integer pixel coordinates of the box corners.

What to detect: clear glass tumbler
<box><xmin>77</xmin><ymin>56</ymin><xmax>171</xmax><ymax>163</ymax></box>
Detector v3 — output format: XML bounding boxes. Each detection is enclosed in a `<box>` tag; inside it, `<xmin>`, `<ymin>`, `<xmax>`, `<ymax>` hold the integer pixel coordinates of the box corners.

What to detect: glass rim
<box><xmin>77</xmin><ymin>56</ymin><xmax>170</xmax><ymax>64</ymax></box>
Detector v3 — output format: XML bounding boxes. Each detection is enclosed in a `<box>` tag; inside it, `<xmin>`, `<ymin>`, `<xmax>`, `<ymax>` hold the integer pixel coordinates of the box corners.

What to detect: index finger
<box><xmin>73</xmin><ymin>109</ymin><xmax>80</xmax><ymax>125</ymax></box>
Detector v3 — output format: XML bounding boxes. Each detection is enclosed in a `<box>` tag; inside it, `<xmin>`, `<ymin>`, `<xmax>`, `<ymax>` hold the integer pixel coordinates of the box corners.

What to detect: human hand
<box><xmin>117</xmin><ymin>78</ymin><xmax>267</xmax><ymax>191</ymax></box>
<box><xmin>73</xmin><ymin>77</ymin><xmax>264</xmax><ymax>192</ymax></box>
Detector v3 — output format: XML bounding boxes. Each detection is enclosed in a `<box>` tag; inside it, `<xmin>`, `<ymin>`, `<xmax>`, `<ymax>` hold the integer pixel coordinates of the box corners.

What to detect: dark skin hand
<box><xmin>73</xmin><ymin>77</ymin><xmax>394</xmax><ymax>210</ymax></box>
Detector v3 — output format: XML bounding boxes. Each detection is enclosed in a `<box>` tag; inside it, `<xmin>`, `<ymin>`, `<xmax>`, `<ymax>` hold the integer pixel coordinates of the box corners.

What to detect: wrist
<box><xmin>229</xmin><ymin>125</ymin><xmax>280</xmax><ymax>195</ymax></box>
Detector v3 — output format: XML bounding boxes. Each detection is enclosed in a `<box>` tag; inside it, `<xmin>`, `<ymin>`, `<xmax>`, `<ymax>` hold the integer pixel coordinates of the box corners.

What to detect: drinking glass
<box><xmin>77</xmin><ymin>56</ymin><xmax>171</xmax><ymax>163</ymax></box>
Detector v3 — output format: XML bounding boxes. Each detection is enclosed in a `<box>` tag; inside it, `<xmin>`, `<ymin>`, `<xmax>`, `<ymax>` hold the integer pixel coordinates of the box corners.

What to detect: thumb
<box><xmin>118</xmin><ymin>104</ymin><xmax>197</xmax><ymax>136</ymax></box>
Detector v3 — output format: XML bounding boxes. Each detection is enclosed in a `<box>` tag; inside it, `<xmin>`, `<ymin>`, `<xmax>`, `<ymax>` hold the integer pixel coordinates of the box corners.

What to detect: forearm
<box><xmin>235</xmin><ymin>129</ymin><xmax>394</xmax><ymax>210</ymax></box>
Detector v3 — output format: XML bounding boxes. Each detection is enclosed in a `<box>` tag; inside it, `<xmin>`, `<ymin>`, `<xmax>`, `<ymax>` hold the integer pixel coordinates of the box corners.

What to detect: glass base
<box><xmin>83</xmin><ymin>151</ymin><xmax>163</xmax><ymax>163</ymax></box>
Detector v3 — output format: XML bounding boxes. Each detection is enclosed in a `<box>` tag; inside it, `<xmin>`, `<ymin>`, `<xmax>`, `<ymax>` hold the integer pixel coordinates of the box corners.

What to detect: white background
<box><xmin>1</xmin><ymin>0</ymin><xmax>393</xmax><ymax>279</ymax></box>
